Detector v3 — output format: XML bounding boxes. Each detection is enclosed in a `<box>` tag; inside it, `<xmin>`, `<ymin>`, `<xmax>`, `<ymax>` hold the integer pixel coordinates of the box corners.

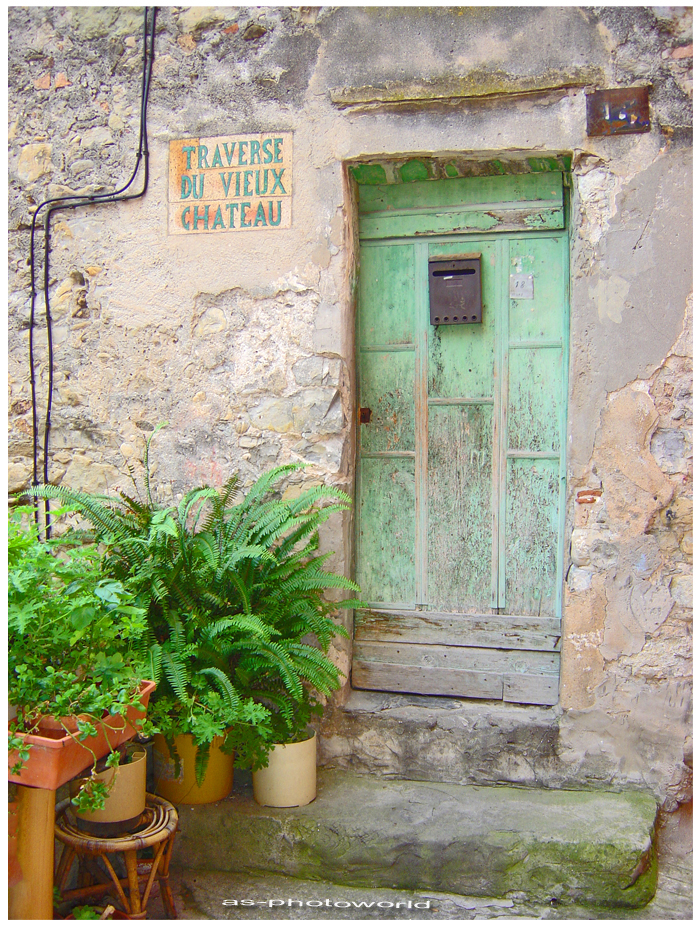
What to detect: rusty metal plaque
<box><xmin>586</xmin><ymin>87</ymin><xmax>650</xmax><ymax>137</ymax></box>
<box><xmin>429</xmin><ymin>257</ymin><xmax>482</xmax><ymax>325</ymax></box>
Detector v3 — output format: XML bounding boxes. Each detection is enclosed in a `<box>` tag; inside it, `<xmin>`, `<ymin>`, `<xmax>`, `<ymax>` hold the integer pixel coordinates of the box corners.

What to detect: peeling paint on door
<box><xmin>354</xmin><ymin>174</ymin><xmax>569</xmax><ymax>706</ymax></box>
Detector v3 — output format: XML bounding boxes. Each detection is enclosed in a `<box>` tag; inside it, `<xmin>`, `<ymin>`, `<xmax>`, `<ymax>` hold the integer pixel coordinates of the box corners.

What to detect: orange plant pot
<box><xmin>153</xmin><ymin>733</ymin><xmax>234</xmax><ymax>805</ymax></box>
<box><xmin>8</xmin><ymin>680</ymin><xmax>155</xmax><ymax>790</ymax></box>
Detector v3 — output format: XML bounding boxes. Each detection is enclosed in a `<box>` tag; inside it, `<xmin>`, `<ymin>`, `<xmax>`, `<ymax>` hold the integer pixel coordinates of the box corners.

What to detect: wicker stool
<box><xmin>54</xmin><ymin>793</ymin><xmax>178</xmax><ymax>919</ymax></box>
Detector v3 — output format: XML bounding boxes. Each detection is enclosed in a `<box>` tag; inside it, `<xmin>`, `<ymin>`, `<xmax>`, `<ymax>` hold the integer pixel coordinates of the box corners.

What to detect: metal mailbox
<box><xmin>429</xmin><ymin>256</ymin><xmax>482</xmax><ymax>325</ymax></box>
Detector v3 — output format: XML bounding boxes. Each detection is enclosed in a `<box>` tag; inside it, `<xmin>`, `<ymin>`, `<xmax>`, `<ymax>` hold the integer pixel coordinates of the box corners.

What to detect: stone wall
<box><xmin>8</xmin><ymin>6</ymin><xmax>692</xmax><ymax>806</ymax></box>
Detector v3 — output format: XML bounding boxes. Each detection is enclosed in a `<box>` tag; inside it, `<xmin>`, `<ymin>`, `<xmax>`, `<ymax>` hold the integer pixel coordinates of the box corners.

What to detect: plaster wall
<box><xmin>8</xmin><ymin>6</ymin><xmax>692</xmax><ymax>806</ymax></box>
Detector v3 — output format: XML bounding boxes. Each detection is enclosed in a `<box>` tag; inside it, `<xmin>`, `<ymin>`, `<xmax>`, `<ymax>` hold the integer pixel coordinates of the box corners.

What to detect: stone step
<box><xmin>169</xmin><ymin>868</ymin><xmax>671</xmax><ymax>920</ymax></box>
<box><xmin>318</xmin><ymin>690</ymin><xmax>567</xmax><ymax>789</ymax></box>
<box><xmin>171</xmin><ymin>768</ymin><xmax>659</xmax><ymax>909</ymax></box>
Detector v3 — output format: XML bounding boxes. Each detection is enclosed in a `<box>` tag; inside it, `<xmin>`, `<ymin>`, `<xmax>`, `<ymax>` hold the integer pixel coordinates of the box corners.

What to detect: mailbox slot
<box><xmin>429</xmin><ymin>256</ymin><xmax>482</xmax><ymax>325</ymax></box>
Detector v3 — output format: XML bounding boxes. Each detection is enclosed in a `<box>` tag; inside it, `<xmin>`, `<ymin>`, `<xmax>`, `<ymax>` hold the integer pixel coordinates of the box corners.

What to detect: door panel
<box><xmin>508</xmin><ymin>237</ymin><xmax>566</xmax><ymax>342</ymax></box>
<box><xmin>427</xmin><ymin>404</ymin><xmax>494</xmax><ymax>612</ymax></box>
<box><xmin>507</xmin><ymin>347</ymin><xmax>564</xmax><ymax>453</ymax></box>
<box><xmin>427</xmin><ymin>240</ymin><xmax>497</xmax><ymax>399</ymax></box>
<box><xmin>357</xmin><ymin>458</ymin><xmax>416</xmax><ymax>607</ymax></box>
<box><xmin>503</xmin><ymin>458</ymin><xmax>561</xmax><ymax>617</ymax></box>
<box><xmin>357</xmin><ymin>244</ymin><xmax>415</xmax><ymax>346</ymax></box>
<box><xmin>353</xmin><ymin>174</ymin><xmax>568</xmax><ymax>707</ymax></box>
<box><xmin>358</xmin><ymin>351</ymin><xmax>416</xmax><ymax>454</ymax></box>
<box><xmin>359</xmin><ymin>173</ymin><xmax>565</xmax><ymax>240</ymax></box>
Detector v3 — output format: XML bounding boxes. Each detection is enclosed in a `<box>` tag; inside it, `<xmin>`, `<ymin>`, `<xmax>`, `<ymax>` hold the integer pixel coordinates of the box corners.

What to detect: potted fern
<box><xmin>211</xmin><ymin>465</ymin><xmax>363</xmax><ymax>807</ymax></box>
<box><xmin>145</xmin><ymin>622</ymin><xmax>271</xmax><ymax>805</ymax></box>
<box><xmin>28</xmin><ymin>433</ymin><xmax>273</xmax><ymax>804</ymax></box>
<box><xmin>28</xmin><ymin>428</ymin><xmax>363</xmax><ymax>806</ymax></box>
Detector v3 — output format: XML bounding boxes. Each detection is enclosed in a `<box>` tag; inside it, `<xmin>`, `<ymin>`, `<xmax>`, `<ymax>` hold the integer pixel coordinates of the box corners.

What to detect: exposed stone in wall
<box><xmin>596</xmin><ymin>6</ymin><xmax>693</xmax><ymax>129</ymax></box>
<box><xmin>561</xmin><ymin>294</ymin><xmax>693</xmax><ymax>807</ymax></box>
<box><xmin>569</xmin><ymin>145</ymin><xmax>692</xmax><ymax>472</ymax></box>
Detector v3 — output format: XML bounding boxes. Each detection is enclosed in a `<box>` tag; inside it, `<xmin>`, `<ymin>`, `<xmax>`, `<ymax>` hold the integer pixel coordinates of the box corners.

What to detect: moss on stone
<box><xmin>173</xmin><ymin>772</ymin><xmax>659</xmax><ymax>909</ymax></box>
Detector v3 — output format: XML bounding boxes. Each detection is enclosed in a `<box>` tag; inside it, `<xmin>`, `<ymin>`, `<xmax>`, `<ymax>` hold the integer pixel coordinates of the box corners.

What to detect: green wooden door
<box><xmin>353</xmin><ymin>173</ymin><xmax>568</xmax><ymax>706</ymax></box>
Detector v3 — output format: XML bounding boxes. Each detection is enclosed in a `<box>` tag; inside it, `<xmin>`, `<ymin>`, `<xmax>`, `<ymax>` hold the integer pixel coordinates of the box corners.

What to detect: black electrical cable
<box><xmin>27</xmin><ymin>7</ymin><xmax>157</xmax><ymax>537</ymax></box>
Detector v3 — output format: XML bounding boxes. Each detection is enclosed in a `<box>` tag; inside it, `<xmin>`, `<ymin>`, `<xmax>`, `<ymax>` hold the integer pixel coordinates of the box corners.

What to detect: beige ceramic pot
<box><xmin>70</xmin><ymin>743</ymin><xmax>147</xmax><ymax>828</ymax></box>
<box><xmin>153</xmin><ymin>733</ymin><xmax>234</xmax><ymax>805</ymax></box>
<box><xmin>252</xmin><ymin>731</ymin><xmax>317</xmax><ymax>807</ymax></box>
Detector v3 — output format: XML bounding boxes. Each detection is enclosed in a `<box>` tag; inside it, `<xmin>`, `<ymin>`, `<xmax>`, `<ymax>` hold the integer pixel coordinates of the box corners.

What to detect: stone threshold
<box><xmin>318</xmin><ymin>690</ymin><xmax>567</xmax><ymax>789</ymax></box>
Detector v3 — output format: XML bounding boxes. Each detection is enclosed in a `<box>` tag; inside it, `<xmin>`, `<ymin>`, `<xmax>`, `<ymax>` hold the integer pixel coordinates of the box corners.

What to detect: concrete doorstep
<box><xmin>171</xmin><ymin>769</ymin><xmax>659</xmax><ymax>911</ymax></box>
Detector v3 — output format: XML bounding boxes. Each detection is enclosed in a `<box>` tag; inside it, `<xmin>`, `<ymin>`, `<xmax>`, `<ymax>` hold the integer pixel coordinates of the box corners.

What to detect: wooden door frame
<box><xmin>346</xmin><ymin>158</ymin><xmax>573</xmax><ymax>705</ymax></box>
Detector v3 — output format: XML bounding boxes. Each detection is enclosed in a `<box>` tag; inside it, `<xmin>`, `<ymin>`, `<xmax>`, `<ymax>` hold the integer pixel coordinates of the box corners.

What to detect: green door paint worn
<box><xmin>354</xmin><ymin>174</ymin><xmax>569</xmax><ymax>707</ymax></box>
<box><xmin>358</xmin><ymin>172</ymin><xmax>565</xmax><ymax>239</ymax></box>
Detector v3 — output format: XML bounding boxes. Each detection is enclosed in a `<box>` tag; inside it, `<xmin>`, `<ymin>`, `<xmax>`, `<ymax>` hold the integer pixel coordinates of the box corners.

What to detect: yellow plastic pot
<box><xmin>252</xmin><ymin>731</ymin><xmax>317</xmax><ymax>807</ymax></box>
<box><xmin>153</xmin><ymin>733</ymin><xmax>234</xmax><ymax>804</ymax></box>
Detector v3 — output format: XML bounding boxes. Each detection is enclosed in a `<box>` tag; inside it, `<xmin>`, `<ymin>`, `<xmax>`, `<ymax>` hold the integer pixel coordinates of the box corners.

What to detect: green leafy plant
<box><xmin>26</xmin><ymin>431</ymin><xmax>275</xmax><ymax>781</ymax></box>
<box><xmin>27</xmin><ymin>426</ymin><xmax>364</xmax><ymax>775</ymax></box>
<box><xmin>212</xmin><ymin>466</ymin><xmax>365</xmax><ymax>758</ymax></box>
<box><xmin>141</xmin><ymin>618</ymin><xmax>271</xmax><ymax>782</ymax></box>
<box><xmin>8</xmin><ymin>506</ymin><xmax>151</xmax><ymax>812</ymax></box>
<box><xmin>70</xmin><ymin>905</ymin><xmax>103</xmax><ymax>920</ymax></box>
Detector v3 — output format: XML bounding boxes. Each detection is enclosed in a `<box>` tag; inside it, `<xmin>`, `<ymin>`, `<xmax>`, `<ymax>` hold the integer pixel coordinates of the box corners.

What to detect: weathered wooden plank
<box><xmin>427</xmin><ymin>404</ymin><xmax>494</xmax><ymax>612</ymax></box>
<box><xmin>414</xmin><ymin>241</ymin><xmax>430</xmax><ymax>609</ymax></box>
<box><xmin>358</xmin><ymin>349</ymin><xmax>415</xmax><ymax>454</ymax></box>
<box><xmin>354</xmin><ymin>640</ymin><xmax>559</xmax><ymax>676</ymax></box>
<box><xmin>354</xmin><ymin>609</ymin><xmax>561</xmax><ymax>651</ymax></box>
<box><xmin>352</xmin><ymin>659</ymin><xmax>504</xmax><ymax>700</ymax></box>
<box><xmin>503</xmin><ymin>673</ymin><xmax>559</xmax><ymax>706</ymax></box>
<box><xmin>357</xmin><ymin>459</ymin><xmax>416</xmax><ymax>607</ymax></box>
<box><xmin>504</xmin><ymin>458</ymin><xmax>560</xmax><ymax>617</ymax></box>
<box><xmin>358</xmin><ymin>243</ymin><xmax>415</xmax><ymax>345</ymax></box>
<box><xmin>360</xmin><ymin>205</ymin><xmax>564</xmax><ymax>240</ymax></box>
<box><xmin>507</xmin><ymin>346</ymin><xmax>564</xmax><ymax>454</ymax></box>
<box><xmin>359</xmin><ymin>174</ymin><xmax>563</xmax><ymax>214</ymax></box>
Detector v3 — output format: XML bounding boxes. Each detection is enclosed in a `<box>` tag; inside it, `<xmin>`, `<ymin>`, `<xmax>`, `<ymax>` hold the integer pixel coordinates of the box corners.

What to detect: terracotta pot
<box><xmin>36</xmin><ymin>714</ymin><xmax>89</xmax><ymax>736</ymax></box>
<box><xmin>153</xmin><ymin>733</ymin><xmax>234</xmax><ymax>805</ymax></box>
<box><xmin>252</xmin><ymin>731</ymin><xmax>317</xmax><ymax>807</ymax></box>
<box><xmin>70</xmin><ymin>744</ymin><xmax>147</xmax><ymax>829</ymax></box>
<box><xmin>8</xmin><ymin>680</ymin><xmax>156</xmax><ymax>790</ymax></box>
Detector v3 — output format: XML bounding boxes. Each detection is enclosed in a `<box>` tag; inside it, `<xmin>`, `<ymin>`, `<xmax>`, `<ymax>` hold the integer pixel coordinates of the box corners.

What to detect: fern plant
<box><xmin>142</xmin><ymin>620</ymin><xmax>271</xmax><ymax>783</ymax></box>
<box><xmin>199</xmin><ymin>464</ymin><xmax>364</xmax><ymax>756</ymax></box>
<box><xmin>27</xmin><ymin>426</ymin><xmax>364</xmax><ymax>773</ymax></box>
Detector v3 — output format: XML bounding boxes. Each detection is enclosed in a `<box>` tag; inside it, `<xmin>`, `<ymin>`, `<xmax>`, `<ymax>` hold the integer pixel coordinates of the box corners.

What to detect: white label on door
<box><xmin>510</xmin><ymin>274</ymin><xmax>534</xmax><ymax>299</ymax></box>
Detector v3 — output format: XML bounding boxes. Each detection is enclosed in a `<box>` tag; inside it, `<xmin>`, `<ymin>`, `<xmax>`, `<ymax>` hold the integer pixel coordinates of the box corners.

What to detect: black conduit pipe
<box><xmin>27</xmin><ymin>7</ymin><xmax>157</xmax><ymax>537</ymax></box>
